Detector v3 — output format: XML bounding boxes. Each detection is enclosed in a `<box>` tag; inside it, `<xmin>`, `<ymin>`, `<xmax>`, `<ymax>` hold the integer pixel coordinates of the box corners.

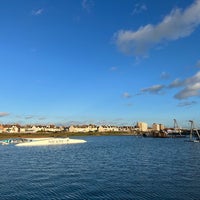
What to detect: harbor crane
<box><xmin>173</xmin><ymin>119</ymin><xmax>182</xmax><ymax>136</ymax></box>
<box><xmin>189</xmin><ymin>120</ymin><xmax>200</xmax><ymax>142</ymax></box>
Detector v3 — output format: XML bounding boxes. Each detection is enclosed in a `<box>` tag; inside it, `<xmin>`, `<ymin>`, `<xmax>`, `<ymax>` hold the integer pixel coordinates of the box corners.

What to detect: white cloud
<box><xmin>185</xmin><ymin>71</ymin><xmax>200</xmax><ymax>84</ymax></box>
<box><xmin>175</xmin><ymin>88</ymin><xmax>200</xmax><ymax>99</ymax></box>
<box><xmin>32</xmin><ymin>9</ymin><xmax>44</xmax><ymax>16</ymax></box>
<box><xmin>139</xmin><ymin>68</ymin><xmax>200</xmax><ymax>99</ymax></box>
<box><xmin>174</xmin><ymin>71</ymin><xmax>200</xmax><ymax>99</ymax></box>
<box><xmin>141</xmin><ymin>84</ymin><xmax>165</xmax><ymax>94</ymax></box>
<box><xmin>114</xmin><ymin>0</ymin><xmax>200</xmax><ymax>56</ymax></box>
<box><xmin>168</xmin><ymin>78</ymin><xmax>184</xmax><ymax>88</ymax></box>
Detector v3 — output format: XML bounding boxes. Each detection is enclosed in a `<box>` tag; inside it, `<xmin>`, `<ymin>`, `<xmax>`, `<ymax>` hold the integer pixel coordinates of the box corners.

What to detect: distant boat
<box><xmin>15</xmin><ymin>137</ymin><xmax>86</xmax><ymax>147</ymax></box>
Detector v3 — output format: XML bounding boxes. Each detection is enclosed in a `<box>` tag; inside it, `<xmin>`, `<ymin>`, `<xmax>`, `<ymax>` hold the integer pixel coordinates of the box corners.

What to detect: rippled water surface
<box><xmin>0</xmin><ymin>136</ymin><xmax>200</xmax><ymax>199</ymax></box>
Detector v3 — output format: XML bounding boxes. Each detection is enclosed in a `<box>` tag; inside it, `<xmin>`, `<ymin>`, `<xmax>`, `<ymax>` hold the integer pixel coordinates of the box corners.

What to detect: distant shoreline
<box><xmin>0</xmin><ymin>131</ymin><xmax>137</xmax><ymax>140</ymax></box>
<box><xmin>0</xmin><ymin>130</ymin><xmax>191</xmax><ymax>140</ymax></box>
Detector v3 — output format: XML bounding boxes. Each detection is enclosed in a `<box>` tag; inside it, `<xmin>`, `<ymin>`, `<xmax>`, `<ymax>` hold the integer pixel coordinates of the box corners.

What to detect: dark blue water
<box><xmin>0</xmin><ymin>136</ymin><xmax>200</xmax><ymax>200</ymax></box>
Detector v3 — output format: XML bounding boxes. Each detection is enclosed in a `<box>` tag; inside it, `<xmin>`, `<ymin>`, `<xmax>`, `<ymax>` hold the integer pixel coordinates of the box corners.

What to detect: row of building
<box><xmin>0</xmin><ymin>122</ymin><xmax>165</xmax><ymax>134</ymax></box>
<box><xmin>0</xmin><ymin>124</ymin><xmax>64</xmax><ymax>133</ymax></box>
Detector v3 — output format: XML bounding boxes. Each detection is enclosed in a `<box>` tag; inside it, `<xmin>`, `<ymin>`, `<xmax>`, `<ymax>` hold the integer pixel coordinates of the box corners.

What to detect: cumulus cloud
<box><xmin>141</xmin><ymin>84</ymin><xmax>165</xmax><ymax>94</ymax></box>
<box><xmin>177</xmin><ymin>101</ymin><xmax>197</xmax><ymax>107</ymax></box>
<box><xmin>137</xmin><ymin>70</ymin><xmax>200</xmax><ymax>99</ymax></box>
<box><xmin>168</xmin><ymin>78</ymin><xmax>184</xmax><ymax>88</ymax></box>
<box><xmin>114</xmin><ymin>0</ymin><xmax>200</xmax><ymax>56</ymax></box>
<box><xmin>174</xmin><ymin>71</ymin><xmax>200</xmax><ymax>99</ymax></box>
<box><xmin>32</xmin><ymin>9</ymin><xmax>44</xmax><ymax>16</ymax></box>
<box><xmin>0</xmin><ymin>112</ymin><xmax>9</xmax><ymax>117</ymax></box>
<box><xmin>174</xmin><ymin>84</ymin><xmax>200</xmax><ymax>99</ymax></box>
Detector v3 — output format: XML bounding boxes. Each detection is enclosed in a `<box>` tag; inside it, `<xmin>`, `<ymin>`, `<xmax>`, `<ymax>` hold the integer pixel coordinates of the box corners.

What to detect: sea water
<box><xmin>0</xmin><ymin>136</ymin><xmax>200</xmax><ymax>200</ymax></box>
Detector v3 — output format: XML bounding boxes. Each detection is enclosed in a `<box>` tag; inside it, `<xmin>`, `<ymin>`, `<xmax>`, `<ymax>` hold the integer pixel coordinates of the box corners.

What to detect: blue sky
<box><xmin>1</xmin><ymin>0</ymin><xmax>200</xmax><ymax>128</ymax></box>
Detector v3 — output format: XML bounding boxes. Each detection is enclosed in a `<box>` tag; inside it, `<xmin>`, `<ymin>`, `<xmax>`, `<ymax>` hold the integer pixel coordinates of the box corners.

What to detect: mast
<box><xmin>189</xmin><ymin>120</ymin><xmax>193</xmax><ymax>140</ymax></box>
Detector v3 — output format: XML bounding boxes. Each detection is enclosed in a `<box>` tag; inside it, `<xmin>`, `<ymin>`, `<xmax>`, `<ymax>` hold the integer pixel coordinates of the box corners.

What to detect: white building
<box><xmin>98</xmin><ymin>125</ymin><xmax>119</xmax><ymax>132</ymax></box>
<box><xmin>152</xmin><ymin>123</ymin><xmax>165</xmax><ymax>131</ymax></box>
<box><xmin>69</xmin><ymin>125</ymin><xmax>98</xmax><ymax>133</ymax></box>
<box><xmin>44</xmin><ymin>125</ymin><xmax>64</xmax><ymax>132</ymax></box>
<box><xmin>3</xmin><ymin>125</ymin><xmax>19</xmax><ymax>133</ymax></box>
<box><xmin>137</xmin><ymin>122</ymin><xmax>148</xmax><ymax>132</ymax></box>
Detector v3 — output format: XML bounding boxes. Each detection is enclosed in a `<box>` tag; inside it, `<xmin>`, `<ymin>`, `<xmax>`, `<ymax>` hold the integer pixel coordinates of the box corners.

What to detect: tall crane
<box><xmin>173</xmin><ymin>119</ymin><xmax>182</xmax><ymax>136</ymax></box>
<box><xmin>189</xmin><ymin>120</ymin><xmax>200</xmax><ymax>142</ymax></box>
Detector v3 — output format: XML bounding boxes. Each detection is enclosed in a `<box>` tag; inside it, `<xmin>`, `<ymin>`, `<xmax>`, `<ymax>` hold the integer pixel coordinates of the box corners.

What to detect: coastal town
<box><xmin>1</xmin><ymin>120</ymin><xmax>199</xmax><ymax>143</ymax></box>
<box><xmin>0</xmin><ymin>122</ymin><xmax>171</xmax><ymax>134</ymax></box>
